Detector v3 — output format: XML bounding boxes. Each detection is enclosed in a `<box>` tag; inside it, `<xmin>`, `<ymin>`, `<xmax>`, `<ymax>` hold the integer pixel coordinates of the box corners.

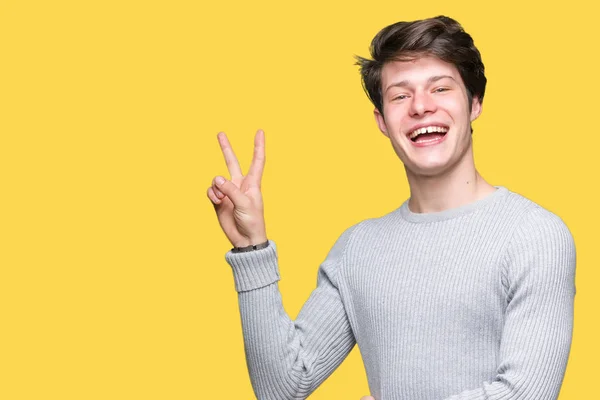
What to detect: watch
<box><xmin>231</xmin><ymin>240</ymin><xmax>270</xmax><ymax>253</ymax></box>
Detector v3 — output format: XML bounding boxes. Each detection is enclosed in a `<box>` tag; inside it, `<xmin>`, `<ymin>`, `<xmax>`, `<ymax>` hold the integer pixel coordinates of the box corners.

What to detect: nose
<box><xmin>409</xmin><ymin>90</ymin><xmax>436</xmax><ymax>117</ymax></box>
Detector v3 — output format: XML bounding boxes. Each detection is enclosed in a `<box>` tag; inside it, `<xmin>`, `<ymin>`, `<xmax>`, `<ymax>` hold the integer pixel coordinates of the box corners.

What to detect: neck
<box><xmin>405</xmin><ymin>146</ymin><xmax>496</xmax><ymax>213</ymax></box>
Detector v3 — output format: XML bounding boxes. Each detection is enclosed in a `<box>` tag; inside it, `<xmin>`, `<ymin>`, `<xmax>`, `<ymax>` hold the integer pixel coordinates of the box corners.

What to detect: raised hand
<box><xmin>207</xmin><ymin>130</ymin><xmax>268</xmax><ymax>248</ymax></box>
<box><xmin>360</xmin><ymin>397</ymin><xmax>375</xmax><ymax>400</ymax></box>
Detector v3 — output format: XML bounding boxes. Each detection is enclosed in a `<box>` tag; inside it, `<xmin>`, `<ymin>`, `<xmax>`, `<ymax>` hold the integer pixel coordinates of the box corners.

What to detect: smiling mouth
<box><xmin>408</xmin><ymin>126</ymin><xmax>448</xmax><ymax>143</ymax></box>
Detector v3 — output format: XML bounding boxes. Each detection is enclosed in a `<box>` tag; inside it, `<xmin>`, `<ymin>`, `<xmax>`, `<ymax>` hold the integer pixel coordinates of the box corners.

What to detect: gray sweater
<box><xmin>224</xmin><ymin>187</ymin><xmax>576</xmax><ymax>400</ymax></box>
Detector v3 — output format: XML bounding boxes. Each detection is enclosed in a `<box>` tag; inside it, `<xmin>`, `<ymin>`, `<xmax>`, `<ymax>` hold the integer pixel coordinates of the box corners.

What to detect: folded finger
<box><xmin>207</xmin><ymin>186</ymin><xmax>222</xmax><ymax>205</ymax></box>
<box><xmin>211</xmin><ymin>180</ymin><xmax>225</xmax><ymax>199</ymax></box>
<box><xmin>214</xmin><ymin>176</ymin><xmax>248</xmax><ymax>208</ymax></box>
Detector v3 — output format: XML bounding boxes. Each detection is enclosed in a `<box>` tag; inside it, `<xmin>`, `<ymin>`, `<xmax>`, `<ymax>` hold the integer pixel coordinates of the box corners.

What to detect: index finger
<box><xmin>217</xmin><ymin>132</ymin><xmax>243</xmax><ymax>180</ymax></box>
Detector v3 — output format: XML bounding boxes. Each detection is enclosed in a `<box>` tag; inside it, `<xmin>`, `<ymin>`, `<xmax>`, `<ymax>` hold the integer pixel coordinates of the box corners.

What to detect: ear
<box><xmin>374</xmin><ymin>108</ymin><xmax>389</xmax><ymax>137</ymax></box>
<box><xmin>470</xmin><ymin>96</ymin><xmax>482</xmax><ymax>122</ymax></box>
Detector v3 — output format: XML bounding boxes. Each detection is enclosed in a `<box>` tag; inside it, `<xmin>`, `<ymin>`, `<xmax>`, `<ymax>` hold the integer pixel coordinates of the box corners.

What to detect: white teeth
<box><xmin>408</xmin><ymin>125</ymin><xmax>448</xmax><ymax>139</ymax></box>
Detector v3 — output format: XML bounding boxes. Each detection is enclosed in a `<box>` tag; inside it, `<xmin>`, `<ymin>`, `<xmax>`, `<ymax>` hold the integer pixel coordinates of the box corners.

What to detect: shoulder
<box><xmin>321</xmin><ymin>212</ymin><xmax>392</xmax><ymax>276</ymax></box>
<box><xmin>330</xmin><ymin>205</ymin><xmax>402</xmax><ymax>250</ymax></box>
<box><xmin>327</xmin><ymin>218</ymin><xmax>374</xmax><ymax>260</ymax></box>
<box><xmin>502</xmin><ymin>191</ymin><xmax>576</xmax><ymax>284</ymax></box>
<box><xmin>487</xmin><ymin>188</ymin><xmax>573</xmax><ymax>244</ymax></box>
<box><xmin>504</xmin><ymin>190</ymin><xmax>574</xmax><ymax>249</ymax></box>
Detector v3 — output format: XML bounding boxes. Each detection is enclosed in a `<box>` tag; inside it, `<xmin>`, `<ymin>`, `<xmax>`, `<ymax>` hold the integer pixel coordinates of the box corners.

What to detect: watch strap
<box><xmin>231</xmin><ymin>240</ymin><xmax>270</xmax><ymax>253</ymax></box>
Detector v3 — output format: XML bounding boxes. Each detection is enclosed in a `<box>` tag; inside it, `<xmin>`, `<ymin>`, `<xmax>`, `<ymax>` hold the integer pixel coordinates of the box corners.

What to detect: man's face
<box><xmin>374</xmin><ymin>55</ymin><xmax>482</xmax><ymax>177</ymax></box>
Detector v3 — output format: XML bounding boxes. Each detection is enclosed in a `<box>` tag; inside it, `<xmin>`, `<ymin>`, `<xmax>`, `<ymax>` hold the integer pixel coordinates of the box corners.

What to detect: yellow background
<box><xmin>1</xmin><ymin>0</ymin><xmax>598</xmax><ymax>398</ymax></box>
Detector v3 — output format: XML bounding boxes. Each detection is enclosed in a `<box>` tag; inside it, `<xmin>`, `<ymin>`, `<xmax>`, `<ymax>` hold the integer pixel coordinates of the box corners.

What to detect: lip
<box><xmin>410</xmin><ymin>131</ymin><xmax>448</xmax><ymax>147</ymax></box>
<box><xmin>405</xmin><ymin>122</ymin><xmax>450</xmax><ymax>139</ymax></box>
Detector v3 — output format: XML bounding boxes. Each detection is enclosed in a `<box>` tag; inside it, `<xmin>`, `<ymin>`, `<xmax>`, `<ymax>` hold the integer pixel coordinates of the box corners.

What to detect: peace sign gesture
<box><xmin>207</xmin><ymin>130</ymin><xmax>268</xmax><ymax>248</ymax></box>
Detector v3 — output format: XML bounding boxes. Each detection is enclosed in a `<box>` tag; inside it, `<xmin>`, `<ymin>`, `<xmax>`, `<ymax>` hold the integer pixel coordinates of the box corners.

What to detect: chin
<box><xmin>407</xmin><ymin>159</ymin><xmax>454</xmax><ymax>177</ymax></box>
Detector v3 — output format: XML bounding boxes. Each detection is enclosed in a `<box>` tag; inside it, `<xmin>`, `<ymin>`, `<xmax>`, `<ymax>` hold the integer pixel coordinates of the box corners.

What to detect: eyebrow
<box><xmin>385</xmin><ymin>75</ymin><xmax>456</xmax><ymax>93</ymax></box>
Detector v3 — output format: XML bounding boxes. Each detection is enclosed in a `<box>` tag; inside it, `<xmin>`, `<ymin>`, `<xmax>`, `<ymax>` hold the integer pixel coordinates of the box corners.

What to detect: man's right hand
<box><xmin>207</xmin><ymin>130</ymin><xmax>268</xmax><ymax>248</ymax></box>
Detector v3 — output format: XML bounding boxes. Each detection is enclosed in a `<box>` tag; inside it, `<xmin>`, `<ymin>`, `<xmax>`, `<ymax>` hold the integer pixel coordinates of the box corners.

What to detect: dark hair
<box><xmin>355</xmin><ymin>15</ymin><xmax>487</xmax><ymax>115</ymax></box>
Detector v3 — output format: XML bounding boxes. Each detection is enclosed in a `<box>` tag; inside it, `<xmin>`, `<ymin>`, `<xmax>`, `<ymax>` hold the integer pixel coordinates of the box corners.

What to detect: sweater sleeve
<box><xmin>443</xmin><ymin>207</ymin><xmax>576</xmax><ymax>400</ymax></box>
<box><xmin>224</xmin><ymin>225</ymin><xmax>358</xmax><ymax>400</ymax></box>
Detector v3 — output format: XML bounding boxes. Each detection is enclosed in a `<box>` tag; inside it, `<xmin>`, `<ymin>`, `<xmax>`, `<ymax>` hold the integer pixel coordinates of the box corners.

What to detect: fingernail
<box><xmin>215</xmin><ymin>176</ymin><xmax>225</xmax><ymax>185</ymax></box>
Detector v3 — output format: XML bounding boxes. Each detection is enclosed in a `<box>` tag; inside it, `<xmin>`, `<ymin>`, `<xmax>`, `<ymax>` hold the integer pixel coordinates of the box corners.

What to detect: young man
<box><xmin>207</xmin><ymin>16</ymin><xmax>576</xmax><ymax>400</ymax></box>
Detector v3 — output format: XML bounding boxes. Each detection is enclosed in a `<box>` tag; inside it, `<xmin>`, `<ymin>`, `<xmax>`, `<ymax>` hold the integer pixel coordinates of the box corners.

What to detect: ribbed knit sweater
<box><xmin>224</xmin><ymin>187</ymin><xmax>576</xmax><ymax>400</ymax></box>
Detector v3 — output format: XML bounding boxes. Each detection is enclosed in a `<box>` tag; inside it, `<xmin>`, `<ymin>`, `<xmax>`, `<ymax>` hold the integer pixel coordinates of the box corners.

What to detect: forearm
<box><xmin>226</xmin><ymin>234</ymin><xmax>357</xmax><ymax>400</ymax></box>
<box><xmin>238</xmin><ymin>282</ymin><xmax>355</xmax><ymax>400</ymax></box>
<box><xmin>441</xmin><ymin>325</ymin><xmax>572</xmax><ymax>400</ymax></box>
<box><xmin>442</xmin><ymin>342</ymin><xmax>571</xmax><ymax>399</ymax></box>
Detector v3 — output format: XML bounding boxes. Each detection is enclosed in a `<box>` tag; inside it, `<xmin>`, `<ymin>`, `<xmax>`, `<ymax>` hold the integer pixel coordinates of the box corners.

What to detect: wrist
<box><xmin>233</xmin><ymin>234</ymin><xmax>267</xmax><ymax>248</ymax></box>
<box><xmin>231</xmin><ymin>239</ymin><xmax>269</xmax><ymax>253</ymax></box>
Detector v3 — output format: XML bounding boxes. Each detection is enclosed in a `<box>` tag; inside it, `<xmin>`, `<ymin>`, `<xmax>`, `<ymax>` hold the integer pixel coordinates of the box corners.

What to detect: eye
<box><xmin>392</xmin><ymin>94</ymin><xmax>409</xmax><ymax>101</ymax></box>
<box><xmin>434</xmin><ymin>87</ymin><xmax>449</xmax><ymax>93</ymax></box>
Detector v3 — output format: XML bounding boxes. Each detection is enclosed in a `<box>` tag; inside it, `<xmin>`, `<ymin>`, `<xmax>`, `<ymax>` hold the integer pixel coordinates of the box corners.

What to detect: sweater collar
<box><xmin>398</xmin><ymin>186</ymin><xmax>509</xmax><ymax>223</ymax></box>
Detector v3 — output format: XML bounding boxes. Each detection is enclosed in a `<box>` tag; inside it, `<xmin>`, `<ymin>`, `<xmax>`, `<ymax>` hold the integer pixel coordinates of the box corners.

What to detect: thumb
<box><xmin>360</xmin><ymin>397</ymin><xmax>375</xmax><ymax>400</ymax></box>
<box><xmin>214</xmin><ymin>176</ymin><xmax>249</xmax><ymax>208</ymax></box>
